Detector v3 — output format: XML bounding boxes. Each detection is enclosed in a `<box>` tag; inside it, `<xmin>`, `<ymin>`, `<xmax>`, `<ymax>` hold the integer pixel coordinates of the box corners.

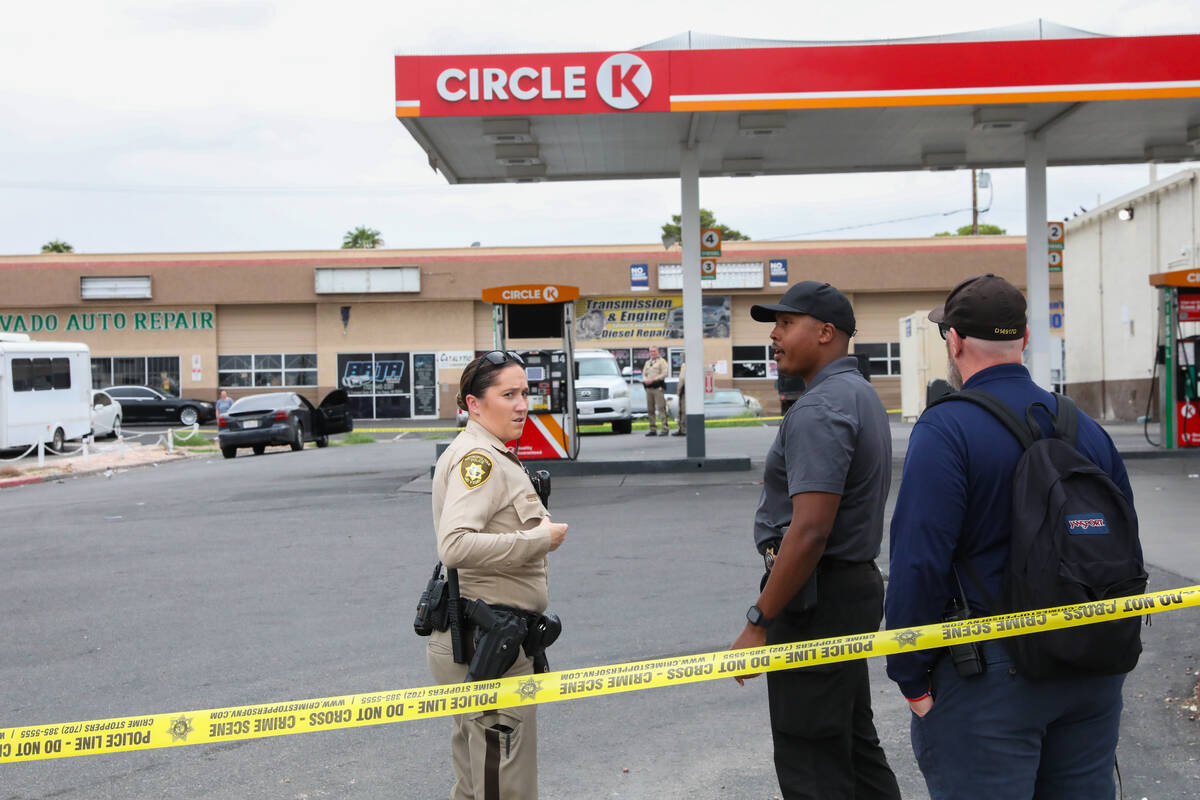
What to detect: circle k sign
<box><xmin>481</xmin><ymin>284</ymin><xmax>580</xmax><ymax>305</ymax></box>
<box><xmin>596</xmin><ymin>53</ymin><xmax>652</xmax><ymax>110</ymax></box>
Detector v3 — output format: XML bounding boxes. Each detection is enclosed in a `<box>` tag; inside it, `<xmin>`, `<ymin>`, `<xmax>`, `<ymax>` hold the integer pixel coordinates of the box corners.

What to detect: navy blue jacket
<box><xmin>885</xmin><ymin>364</ymin><xmax>1135</xmax><ymax>699</ymax></box>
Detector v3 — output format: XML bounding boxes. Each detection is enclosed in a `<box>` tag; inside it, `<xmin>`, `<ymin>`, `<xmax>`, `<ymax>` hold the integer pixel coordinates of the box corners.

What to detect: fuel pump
<box><xmin>1149</xmin><ymin>269</ymin><xmax>1200</xmax><ymax>449</ymax></box>
<box><xmin>480</xmin><ymin>284</ymin><xmax>581</xmax><ymax>460</ymax></box>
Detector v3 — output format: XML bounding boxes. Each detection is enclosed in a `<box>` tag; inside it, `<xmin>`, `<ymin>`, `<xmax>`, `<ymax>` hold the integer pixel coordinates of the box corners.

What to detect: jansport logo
<box><xmin>1066</xmin><ymin>514</ymin><xmax>1110</xmax><ymax>534</ymax></box>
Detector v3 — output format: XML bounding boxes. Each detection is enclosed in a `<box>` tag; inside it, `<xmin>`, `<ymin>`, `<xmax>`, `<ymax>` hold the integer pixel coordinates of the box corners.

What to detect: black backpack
<box><xmin>928</xmin><ymin>389</ymin><xmax>1147</xmax><ymax>680</ymax></box>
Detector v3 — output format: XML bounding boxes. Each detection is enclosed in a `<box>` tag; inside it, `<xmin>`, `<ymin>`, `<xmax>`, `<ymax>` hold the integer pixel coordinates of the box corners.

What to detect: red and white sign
<box><xmin>397</xmin><ymin>36</ymin><xmax>1200</xmax><ymax>118</ymax></box>
<box><xmin>508</xmin><ymin>413</ymin><xmax>569</xmax><ymax>459</ymax></box>
<box><xmin>397</xmin><ymin>51</ymin><xmax>668</xmax><ymax>117</ymax></box>
<box><xmin>1178</xmin><ymin>292</ymin><xmax>1200</xmax><ymax>322</ymax></box>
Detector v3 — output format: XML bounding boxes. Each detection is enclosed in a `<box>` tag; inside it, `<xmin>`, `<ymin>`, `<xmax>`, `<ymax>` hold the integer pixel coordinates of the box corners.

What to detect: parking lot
<box><xmin>2</xmin><ymin>427</ymin><xmax>1199</xmax><ymax>799</ymax></box>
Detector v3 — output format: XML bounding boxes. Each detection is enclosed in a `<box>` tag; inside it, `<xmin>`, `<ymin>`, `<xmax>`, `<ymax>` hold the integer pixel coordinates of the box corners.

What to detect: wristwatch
<box><xmin>746</xmin><ymin>604</ymin><xmax>774</xmax><ymax>628</ymax></box>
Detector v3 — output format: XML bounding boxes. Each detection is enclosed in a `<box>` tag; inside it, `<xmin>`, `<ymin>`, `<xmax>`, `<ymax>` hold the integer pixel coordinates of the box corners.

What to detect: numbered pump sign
<box><xmin>701</xmin><ymin>228</ymin><xmax>722</xmax><ymax>257</ymax></box>
<box><xmin>1048</xmin><ymin>221</ymin><xmax>1065</xmax><ymax>273</ymax></box>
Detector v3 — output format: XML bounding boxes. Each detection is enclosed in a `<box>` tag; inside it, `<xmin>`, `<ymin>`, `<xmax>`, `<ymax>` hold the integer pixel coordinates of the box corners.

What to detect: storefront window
<box><xmin>855</xmin><ymin>343</ymin><xmax>901</xmax><ymax>376</ymax></box>
<box><xmin>92</xmin><ymin>356</ymin><xmax>181</xmax><ymax>394</ymax></box>
<box><xmin>219</xmin><ymin>354</ymin><xmax>316</xmax><ymax>388</ymax></box>
<box><xmin>733</xmin><ymin>345</ymin><xmax>771</xmax><ymax>379</ymax></box>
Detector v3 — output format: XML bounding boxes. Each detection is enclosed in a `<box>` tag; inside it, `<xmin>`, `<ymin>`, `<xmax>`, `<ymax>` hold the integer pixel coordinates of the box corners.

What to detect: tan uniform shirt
<box><xmin>432</xmin><ymin>418</ymin><xmax>551</xmax><ymax>613</ymax></box>
<box><xmin>642</xmin><ymin>357</ymin><xmax>669</xmax><ymax>385</ymax></box>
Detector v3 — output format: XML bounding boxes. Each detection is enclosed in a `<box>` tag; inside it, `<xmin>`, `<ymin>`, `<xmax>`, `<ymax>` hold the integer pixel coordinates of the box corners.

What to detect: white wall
<box><xmin>1064</xmin><ymin>170</ymin><xmax>1199</xmax><ymax>412</ymax></box>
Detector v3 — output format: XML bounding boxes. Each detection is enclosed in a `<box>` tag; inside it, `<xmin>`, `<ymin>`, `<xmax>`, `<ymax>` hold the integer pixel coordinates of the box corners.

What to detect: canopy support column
<box><xmin>1024</xmin><ymin>133</ymin><xmax>1052</xmax><ymax>390</ymax></box>
<box><xmin>680</xmin><ymin>146</ymin><xmax>705</xmax><ymax>457</ymax></box>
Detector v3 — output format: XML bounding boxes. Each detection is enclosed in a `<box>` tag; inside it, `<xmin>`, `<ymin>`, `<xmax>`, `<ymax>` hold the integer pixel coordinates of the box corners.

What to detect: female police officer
<box><xmin>428</xmin><ymin>350</ymin><xmax>568</xmax><ymax>800</ymax></box>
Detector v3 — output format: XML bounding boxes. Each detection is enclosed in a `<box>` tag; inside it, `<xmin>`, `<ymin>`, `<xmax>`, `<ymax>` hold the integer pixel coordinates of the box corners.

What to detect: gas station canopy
<box><xmin>393</xmin><ymin>23</ymin><xmax>1200</xmax><ymax>458</ymax></box>
<box><xmin>395</xmin><ymin>25</ymin><xmax>1200</xmax><ymax>184</ymax></box>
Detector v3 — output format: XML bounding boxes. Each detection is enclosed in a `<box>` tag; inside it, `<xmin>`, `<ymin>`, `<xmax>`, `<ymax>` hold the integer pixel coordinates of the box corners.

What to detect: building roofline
<box><xmin>0</xmin><ymin>235</ymin><xmax>1027</xmax><ymax>268</ymax></box>
<box><xmin>1066</xmin><ymin>168</ymin><xmax>1198</xmax><ymax>230</ymax></box>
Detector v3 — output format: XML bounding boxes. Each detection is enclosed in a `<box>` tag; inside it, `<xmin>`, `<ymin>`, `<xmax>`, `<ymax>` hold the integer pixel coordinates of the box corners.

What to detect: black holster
<box><xmin>462</xmin><ymin>601</ymin><xmax>562</xmax><ymax>681</ymax></box>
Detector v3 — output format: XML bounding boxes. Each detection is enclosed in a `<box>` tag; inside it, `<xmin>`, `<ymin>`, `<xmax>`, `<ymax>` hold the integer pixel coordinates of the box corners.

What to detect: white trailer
<box><xmin>899</xmin><ymin>311</ymin><xmax>949</xmax><ymax>422</ymax></box>
<box><xmin>0</xmin><ymin>334</ymin><xmax>93</xmax><ymax>451</ymax></box>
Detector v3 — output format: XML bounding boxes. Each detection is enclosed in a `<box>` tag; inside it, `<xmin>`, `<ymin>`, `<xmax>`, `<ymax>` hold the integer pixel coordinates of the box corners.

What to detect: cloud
<box><xmin>125</xmin><ymin>1</ymin><xmax>276</xmax><ymax>32</ymax></box>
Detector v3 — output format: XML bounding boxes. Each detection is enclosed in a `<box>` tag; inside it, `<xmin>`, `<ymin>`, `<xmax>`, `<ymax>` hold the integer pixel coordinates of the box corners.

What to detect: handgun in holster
<box><xmin>463</xmin><ymin>600</ymin><xmax>530</xmax><ymax>682</ymax></box>
<box><xmin>413</xmin><ymin>562</ymin><xmax>450</xmax><ymax>636</ymax></box>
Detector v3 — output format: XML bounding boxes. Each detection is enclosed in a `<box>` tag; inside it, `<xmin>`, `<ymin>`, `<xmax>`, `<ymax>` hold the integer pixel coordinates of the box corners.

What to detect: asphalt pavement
<box><xmin>1</xmin><ymin>427</ymin><xmax>1198</xmax><ymax>799</ymax></box>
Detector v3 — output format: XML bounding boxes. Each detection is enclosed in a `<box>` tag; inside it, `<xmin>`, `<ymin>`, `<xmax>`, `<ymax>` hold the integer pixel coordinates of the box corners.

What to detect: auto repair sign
<box><xmin>396</xmin><ymin>51</ymin><xmax>668</xmax><ymax>117</ymax></box>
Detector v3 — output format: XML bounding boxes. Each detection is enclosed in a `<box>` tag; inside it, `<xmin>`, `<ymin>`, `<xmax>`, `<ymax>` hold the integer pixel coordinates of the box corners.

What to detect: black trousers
<box><xmin>765</xmin><ymin>561</ymin><xmax>900</xmax><ymax>800</ymax></box>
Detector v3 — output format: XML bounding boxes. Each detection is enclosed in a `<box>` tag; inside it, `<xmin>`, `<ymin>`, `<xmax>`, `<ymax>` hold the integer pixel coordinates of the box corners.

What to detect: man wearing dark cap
<box><xmin>886</xmin><ymin>274</ymin><xmax>1135</xmax><ymax>798</ymax></box>
<box><xmin>730</xmin><ymin>281</ymin><xmax>901</xmax><ymax>800</ymax></box>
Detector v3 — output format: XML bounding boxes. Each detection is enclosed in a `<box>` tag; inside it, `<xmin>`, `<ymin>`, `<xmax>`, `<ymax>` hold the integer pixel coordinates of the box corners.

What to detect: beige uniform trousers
<box><xmin>428</xmin><ymin>629</ymin><xmax>538</xmax><ymax>800</ymax></box>
<box><xmin>677</xmin><ymin>390</ymin><xmax>687</xmax><ymax>434</ymax></box>
<box><xmin>645</xmin><ymin>386</ymin><xmax>668</xmax><ymax>431</ymax></box>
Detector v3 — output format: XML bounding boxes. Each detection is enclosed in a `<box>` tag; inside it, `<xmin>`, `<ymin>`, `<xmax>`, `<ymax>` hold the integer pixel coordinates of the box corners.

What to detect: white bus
<box><xmin>0</xmin><ymin>334</ymin><xmax>93</xmax><ymax>452</ymax></box>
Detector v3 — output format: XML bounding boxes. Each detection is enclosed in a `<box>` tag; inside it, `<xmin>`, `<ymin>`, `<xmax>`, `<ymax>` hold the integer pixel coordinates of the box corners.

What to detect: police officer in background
<box><xmin>730</xmin><ymin>281</ymin><xmax>900</xmax><ymax>800</ymax></box>
<box><xmin>672</xmin><ymin>361</ymin><xmax>687</xmax><ymax>436</ymax></box>
<box><xmin>641</xmin><ymin>346</ymin><xmax>670</xmax><ymax>436</ymax></box>
<box><xmin>429</xmin><ymin>350</ymin><xmax>568</xmax><ymax>800</ymax></box>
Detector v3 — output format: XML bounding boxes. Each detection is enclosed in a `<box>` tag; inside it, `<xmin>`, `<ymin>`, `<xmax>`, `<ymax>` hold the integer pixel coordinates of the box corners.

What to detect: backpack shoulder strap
<box><xmin>1052</xmin><ymin>392</ymin><xmax>1079</xmax><ymax>445</ymax></box>
<box><xmin>927</xmin><ymin>388</ymin><xmax>1037</xmax><ymax>450</ymax></box>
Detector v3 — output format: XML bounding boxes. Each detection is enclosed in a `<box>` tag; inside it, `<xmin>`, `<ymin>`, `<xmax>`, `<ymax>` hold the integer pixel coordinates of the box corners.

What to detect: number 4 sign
<box><xmin>701</xmin><ymin>228</ymin><xmax>722</xmax><ymax>257</ymax></box>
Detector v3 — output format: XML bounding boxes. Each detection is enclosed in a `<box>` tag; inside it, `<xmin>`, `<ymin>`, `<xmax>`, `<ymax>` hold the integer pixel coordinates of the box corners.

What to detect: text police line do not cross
<box><xmin>2</xmin><ymin>586</ymin><xmax>1197</xmax><ymax>764</ymax></box>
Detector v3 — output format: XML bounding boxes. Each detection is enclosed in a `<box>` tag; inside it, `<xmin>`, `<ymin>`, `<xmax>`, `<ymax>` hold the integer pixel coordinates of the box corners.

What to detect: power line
<box><xmin>758</xmin><ymin>205</ymin><xmax>985</xmax><ymax>240</ymax></box>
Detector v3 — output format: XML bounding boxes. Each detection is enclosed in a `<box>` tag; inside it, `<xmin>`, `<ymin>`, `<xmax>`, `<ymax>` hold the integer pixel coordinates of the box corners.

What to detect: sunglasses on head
<box><xmin>480</xmin><ymin>350</ymin><xmax>525</xmax><ymax>366</ymax></box>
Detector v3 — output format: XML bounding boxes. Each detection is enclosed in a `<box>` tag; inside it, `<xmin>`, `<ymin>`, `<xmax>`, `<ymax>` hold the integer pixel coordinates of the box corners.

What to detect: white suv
<box><xmin>574</xmin><ymin>349</ymin><xmax>633</xmax><ymax>433</ymax></box>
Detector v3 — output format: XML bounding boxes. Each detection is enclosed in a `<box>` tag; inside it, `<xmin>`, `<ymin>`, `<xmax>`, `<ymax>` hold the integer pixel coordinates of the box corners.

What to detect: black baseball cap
<box><xmin>929</xmin><ymin>274</ymin><xmax>1026</xmax><ymax>340</ymax></box>
<box><xmin>750</xmin><ymin>281</ymin><xmax>856</xmax><ymax>335</ymax></box>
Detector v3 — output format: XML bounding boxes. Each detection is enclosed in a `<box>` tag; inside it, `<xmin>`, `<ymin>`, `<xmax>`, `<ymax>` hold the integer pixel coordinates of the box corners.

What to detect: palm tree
<box><xmin>342</xmin><ymin>226</ymin><xmax>384</xmax><ymax>249</ymax></box>
<box><xmin>41</xmin><ymin>239</ymin><xmax>74</xmax><ymax>253</ymax></box>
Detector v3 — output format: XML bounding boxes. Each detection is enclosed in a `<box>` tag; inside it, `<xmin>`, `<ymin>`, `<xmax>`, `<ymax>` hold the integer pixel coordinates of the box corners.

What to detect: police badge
<box><xmin>459</xmin><ymin>452</ymin><xmax>493</xmax><ymax>489</ymax></box>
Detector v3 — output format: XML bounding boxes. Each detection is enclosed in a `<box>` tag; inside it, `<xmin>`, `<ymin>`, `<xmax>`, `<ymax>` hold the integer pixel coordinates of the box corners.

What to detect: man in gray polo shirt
<box><xmin>730</xmin><ymin>281</ymin><xmax>899</xmax><ymax>800</ymax></box>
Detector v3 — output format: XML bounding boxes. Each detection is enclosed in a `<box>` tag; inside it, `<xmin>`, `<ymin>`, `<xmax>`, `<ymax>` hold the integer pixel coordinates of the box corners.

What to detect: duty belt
<box><xmin>762</xmin><ymin>541</ymin><xmax>867</xmax><ymax>574</ymax></box>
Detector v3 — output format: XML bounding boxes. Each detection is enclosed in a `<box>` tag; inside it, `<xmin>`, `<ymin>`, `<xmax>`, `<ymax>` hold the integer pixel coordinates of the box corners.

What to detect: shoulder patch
<box><xmin>459</xmin><ymin>452</ymin><xmax>494</xmax><ymax>489</ymax></box>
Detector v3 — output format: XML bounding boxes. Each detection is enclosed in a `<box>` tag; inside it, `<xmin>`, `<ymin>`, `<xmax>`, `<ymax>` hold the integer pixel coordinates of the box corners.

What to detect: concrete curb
<box><xmin>0</xmin><ymin>474</ymin><xmax>51</xmax><ymax>489</ymax></box>
<box><xmin>0</xmin><ymin>449</ymin><xmax>193</xmax><ymax>491</ymax></box>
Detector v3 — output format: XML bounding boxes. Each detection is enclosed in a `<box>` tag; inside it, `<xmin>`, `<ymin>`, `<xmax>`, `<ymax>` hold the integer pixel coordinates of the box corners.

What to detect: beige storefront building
<box><xmin>0</xmin><ymin>237</ymin><xmax>1054</xmax><ymax>419</ymax></box>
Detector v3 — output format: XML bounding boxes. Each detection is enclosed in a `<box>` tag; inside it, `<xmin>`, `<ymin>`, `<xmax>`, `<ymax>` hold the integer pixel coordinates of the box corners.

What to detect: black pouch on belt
<box><xmin>413</xmin><ymin>562</ymin><xmax>450</xmax><ymax>636</ymax></box>
<box><xmin>464</xmin><ymin>600</ymin><xmax>530</xmax><ymax>682</ymax></box>
<box><xmin>523</xmin><ymin>612</ymin><xmax>562</xmax><ymax>674</ymax></box>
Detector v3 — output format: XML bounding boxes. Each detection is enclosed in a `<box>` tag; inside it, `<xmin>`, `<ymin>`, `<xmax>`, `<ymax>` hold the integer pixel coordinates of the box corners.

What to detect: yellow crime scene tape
<box><xmin>4</xmin><ymin>585</ymin><xmax>1197</xmax><ymax>764</ymax></box>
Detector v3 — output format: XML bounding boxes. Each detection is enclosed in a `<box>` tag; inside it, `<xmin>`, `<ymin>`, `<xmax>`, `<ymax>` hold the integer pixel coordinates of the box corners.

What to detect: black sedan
<box><xmin>103</xmin><ymin>385</ymin><xmax>216</xmax><ymax>426</ymax></box>
<box><xmin>217</xmin><ymin>390</ymin><xmax>353</xmax><ymax>459</ymax></box>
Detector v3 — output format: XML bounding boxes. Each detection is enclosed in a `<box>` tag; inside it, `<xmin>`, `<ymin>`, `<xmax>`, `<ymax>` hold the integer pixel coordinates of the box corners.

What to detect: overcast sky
<box><xmin>1</xmin><ymin>0</ymin><xmax>1198</xmax><ymax>255</ymax></box>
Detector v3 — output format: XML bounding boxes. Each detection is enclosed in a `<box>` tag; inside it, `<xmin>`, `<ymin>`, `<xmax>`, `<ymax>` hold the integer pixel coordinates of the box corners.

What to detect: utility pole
<box><xmin>971</xmin><ymin>168</ymin><xmax>979</xmax><ymax>235</ymax></box>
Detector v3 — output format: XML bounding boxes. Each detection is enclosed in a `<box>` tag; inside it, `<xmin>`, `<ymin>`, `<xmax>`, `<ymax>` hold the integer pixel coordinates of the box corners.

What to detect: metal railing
<box><xmin>0</xmin><ymin>424</ymin><xmax>201</xmax><ymax>470</ymax></box>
